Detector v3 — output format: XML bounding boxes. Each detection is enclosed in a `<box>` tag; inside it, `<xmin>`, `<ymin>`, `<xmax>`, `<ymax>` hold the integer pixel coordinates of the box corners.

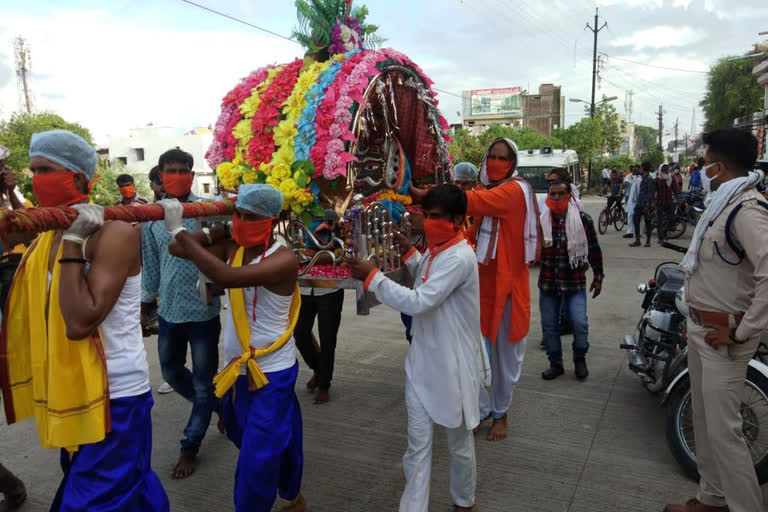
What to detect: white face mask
<box><xmin>700</xmin><ymin>162</ymin><xmax>721</xmax><ymax>194</ymax></box>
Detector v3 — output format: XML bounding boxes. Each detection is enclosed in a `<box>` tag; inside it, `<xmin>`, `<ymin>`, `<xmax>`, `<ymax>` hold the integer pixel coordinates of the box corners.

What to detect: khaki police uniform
<box><xmin>685</xmin><ymin>187</ymin><xmax>768</xmax><ymax>512</ymax></box>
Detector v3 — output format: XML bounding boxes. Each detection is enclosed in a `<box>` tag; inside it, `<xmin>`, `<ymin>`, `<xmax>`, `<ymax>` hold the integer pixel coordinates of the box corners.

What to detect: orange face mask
<box><xmin>231</xmin><ymin>215</ymin><xmax>274</xmax><ymax>248</ymax></box>
<box><xmin>486</xmin><ymin>159</ymin><xmax>514</xmax><ymax>182</ymax></box>
<box><xmin>163</xmin><ymin>172</ymin><xmax>193</xmax><ymax>197</ymax></box>
<box><xmin>32</xmin><ymin>170</ymin><xmax>91</xmax><ymax>208</ymax></box>
<box><xmin>545</xmin><ymin>197</ymin><xmax>570</xmax><ymax>216</ymax></box>
<box><xmin>119</xmin><ymin>184</ymin><xmax>136</xmax><ymax>198</ymax></box>
<box><xmin>423</xmin><ymin>218</ymin><xmax>457</xmax><ymax>247</ymax></box>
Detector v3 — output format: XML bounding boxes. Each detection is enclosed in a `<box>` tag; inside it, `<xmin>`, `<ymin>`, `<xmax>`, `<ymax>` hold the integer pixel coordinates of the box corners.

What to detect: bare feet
<box><xmin>314</xmin><ymin>388</ymin><xmax>329</xmax><ymax>404</ymax></box>
<box><xmin>171</xmin><ymin>451</ymin><xmax>197</xmax><ymax>480</ymax></box>
<box><xmin>454</xmin><ymin>506</ymin><xmax>474</xmax><ymax>512</ymax></box>
<box><xmin>306</xmin><ymin>374</ymin><xmax>319</xmax><ymax>394</ymax></box>
<box><xmin>486</xmin><ymin>415</ymin><xmax>508</xmax><ymax>441</ymax></box>
<box><xmin>282</xmin><ymin>494</ymin><xmax>307</xmax><ymax>512</ymax></box>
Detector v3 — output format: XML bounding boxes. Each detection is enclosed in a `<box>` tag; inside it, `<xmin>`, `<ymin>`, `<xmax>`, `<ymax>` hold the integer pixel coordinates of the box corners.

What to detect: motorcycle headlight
<box><xmin>637</xmin><ymin>283</ymin><xmax>648</xmax><ymax>294</ymax></box>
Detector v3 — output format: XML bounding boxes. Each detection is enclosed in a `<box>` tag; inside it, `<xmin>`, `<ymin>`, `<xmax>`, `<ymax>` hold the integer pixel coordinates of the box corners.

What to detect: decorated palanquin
<box><xmin>206</xmin><ymin>0</ymin><xmax>452</xmax><ymax>313</ymax></box>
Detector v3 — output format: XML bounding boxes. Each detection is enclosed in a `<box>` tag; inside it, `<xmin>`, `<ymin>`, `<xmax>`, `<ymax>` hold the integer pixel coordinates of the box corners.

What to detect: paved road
<box><xmin>2</xmin><ymin>197</ymin><xmax>765</xmax><ymax>511</ymax></box>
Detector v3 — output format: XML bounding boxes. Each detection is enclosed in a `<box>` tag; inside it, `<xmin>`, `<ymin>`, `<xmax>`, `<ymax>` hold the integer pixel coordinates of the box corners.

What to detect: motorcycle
<box><xmin>675</xmin><ymin>189</ymin><xmax>706</xmax><ymax>227</ymax></box>
<box><xmin>620</xmin><ymin>261</ymin><xmax>768</xmax><ymax>483</ymax></box>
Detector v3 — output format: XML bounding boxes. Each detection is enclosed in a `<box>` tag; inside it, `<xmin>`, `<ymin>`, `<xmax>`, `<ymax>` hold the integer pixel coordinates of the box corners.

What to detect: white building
<box><xmin>103</xmin><ymin>124</ymin><xmax>216</xmax><ymax>198</ymax></box>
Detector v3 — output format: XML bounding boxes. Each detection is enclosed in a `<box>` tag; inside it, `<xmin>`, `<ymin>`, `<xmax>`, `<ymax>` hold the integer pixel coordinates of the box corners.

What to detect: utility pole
<box><xmin>585</xmin><ymin>8</ymin><xmax>607</xmax><ymax>118</ymax></box>
<box><xmin>657</xmin><ymin>104</ymin><xmax>664</xmax><ymax>149</ymax></box>
<box><xmin>14</xmin><ymin>36</ymin><xmax>33</xmax><ymax>114</ymax></box>
<box><xmin>684</xmin><ymin>133</ymin><xmax>689</xmax><ymax>157</ymax></box>
<box><xmin>674</xmin><ymin>117</ymin><xmax>679</xmax><ymax>154</ymax></box>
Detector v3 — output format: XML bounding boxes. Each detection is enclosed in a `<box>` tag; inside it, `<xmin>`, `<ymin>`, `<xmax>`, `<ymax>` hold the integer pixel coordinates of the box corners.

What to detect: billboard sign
<box><xmin>469</xmin><ymin>87</ymin><xmax>522</xmax><ymax>117</ymax></box>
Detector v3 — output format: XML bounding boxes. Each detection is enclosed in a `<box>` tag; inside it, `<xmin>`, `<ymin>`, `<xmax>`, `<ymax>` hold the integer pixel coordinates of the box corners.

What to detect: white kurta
<box><xmin>366</xmin><ymin>239</ymin><xmax>484</xmax><ymax>430</ymax></box>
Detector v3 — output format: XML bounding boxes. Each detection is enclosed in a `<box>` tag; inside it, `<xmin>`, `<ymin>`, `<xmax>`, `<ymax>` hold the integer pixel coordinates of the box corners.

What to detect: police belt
<box><xmin>689</xmin><ymin>307</ymin><xmax>743</xmax><ymax>329</ymax></box>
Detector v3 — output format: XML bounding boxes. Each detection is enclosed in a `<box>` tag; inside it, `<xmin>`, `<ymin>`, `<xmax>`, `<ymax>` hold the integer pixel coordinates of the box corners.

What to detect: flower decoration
<box><xmin>329</xmin><ymin>17</ymin><xmax>363</xmax><ymax>54</ymax></box>
<box><xmin>210</xmin><ymin>47</ymin><xmax>451</xmax><ymax>217</ymax></box>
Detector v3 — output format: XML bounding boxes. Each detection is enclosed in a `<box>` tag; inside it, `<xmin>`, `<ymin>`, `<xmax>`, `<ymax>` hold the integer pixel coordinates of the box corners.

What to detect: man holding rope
<box><xmin>159</xmin><ymin>184</ymin><xmax>306</xmax><ymax>512</ymax></box>
<box><xmin>0</xmin><ymin>130</ymin><xmax>168</xmax><ymax>511</ymax></box>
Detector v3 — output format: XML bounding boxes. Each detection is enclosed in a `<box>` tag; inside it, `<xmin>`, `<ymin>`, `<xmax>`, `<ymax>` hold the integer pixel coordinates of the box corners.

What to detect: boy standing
<box><xmin>350</xmin><ymin>184</ymin><xmax>485</xmax><ymax>512</ymax></box>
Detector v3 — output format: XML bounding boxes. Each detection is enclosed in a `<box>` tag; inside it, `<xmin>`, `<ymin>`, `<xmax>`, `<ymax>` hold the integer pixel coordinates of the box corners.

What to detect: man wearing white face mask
<box><xmin>665</xmin><ymin>129</ymin><xmax>768</xmax><ymax>512</ymax></box>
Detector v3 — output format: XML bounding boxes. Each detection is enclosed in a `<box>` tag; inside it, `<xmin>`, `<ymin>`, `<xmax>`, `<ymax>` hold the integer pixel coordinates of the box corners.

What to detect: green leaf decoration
<box><xmin>310</xmin><ymin>203</ymin><xmax>326</xmax><ymax>217</ymax></box>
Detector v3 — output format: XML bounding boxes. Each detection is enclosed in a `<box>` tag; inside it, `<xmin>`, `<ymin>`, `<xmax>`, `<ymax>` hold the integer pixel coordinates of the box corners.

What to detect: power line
<box><xmin>176</xmin><ymin>0</ymin><xmax>301</xmax><ymax>45</ymax></box>
<box><xmin>599</xmin><ymin>52</ymin><xmax>708</xmax><ymax>74</ymax></box>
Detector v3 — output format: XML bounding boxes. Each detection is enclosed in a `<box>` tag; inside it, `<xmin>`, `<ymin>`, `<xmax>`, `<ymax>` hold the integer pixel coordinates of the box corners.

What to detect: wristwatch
<box><xmin>729</xmin><ymin>328</ymin><xmax>747</xmax><ymax>345</ymax></box>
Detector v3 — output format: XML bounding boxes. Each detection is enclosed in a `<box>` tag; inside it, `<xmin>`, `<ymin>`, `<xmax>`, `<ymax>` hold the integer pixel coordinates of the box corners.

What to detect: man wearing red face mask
<box><xmin>412</xmin><ymin>138</ymin><xmax>540</xmax><ymax>442</ymax></box>
<box><xmin>160</xmin><ymin>184</ymin><xmax>307</xmax><ymax>512</ymax></box>
<box><xmin>349</xmin><ymin>184</ymin><xmax>486</xmax><ymax>512</ymax></box>
<box><xmin>114</xmin><ymin>174</ymin><xmax>148</xmax><ymax>206</ymax></box>
<box><xmin>538</xmin><ymin>180</ymin><xmax>603</xmax><ymax>381</ymax></box>
<box><xmin>0</xmin><ymin>130</ymin><xmax>169</xmax><ymax>512</ymax></box>
<box><xmin>140</xmin><ymin>149</ymin><xmax>222</xmax><ymax>480</ymax></box>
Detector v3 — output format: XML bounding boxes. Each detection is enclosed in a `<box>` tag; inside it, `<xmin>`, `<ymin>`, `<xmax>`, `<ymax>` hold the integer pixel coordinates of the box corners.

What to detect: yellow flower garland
<box><xmin>377</xmin><ymin>189</ymin><xmax>413</xmax><ymax>206</ymax></box>
<box><xmin>260</xmin><ymin>55</ymin><xmax>345</xmax><ymax>212</ymax></box>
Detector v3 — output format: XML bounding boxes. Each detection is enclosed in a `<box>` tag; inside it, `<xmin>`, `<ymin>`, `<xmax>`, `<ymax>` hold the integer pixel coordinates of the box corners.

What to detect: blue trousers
<box><xmin>540</xmin><ymin>290</ymin><xmax>590</xmax><ymax>364</ymax></box>
<box><xmin>50</xmin><ymin>392</ymin><xmax>169</xmax><ymax>512</ymax></box>
<box><xmin>158</xmin><ymin>315</ymin><xmax>221</xmax><ymax>455</ymax></box>
<box><xmin>401</xmin><ymin>313</ymin><xmax>413</xmax><ymax>343</ymax></box>
<box><xmin>221</xmin><ymin>362</ymin><xmax>303</xmax><ymax>512</ymax></box>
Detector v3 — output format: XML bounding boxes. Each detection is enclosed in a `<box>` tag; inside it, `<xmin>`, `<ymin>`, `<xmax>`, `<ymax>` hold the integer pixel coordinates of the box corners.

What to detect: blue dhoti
<box><xmin>221</xmin><ymin>361</ymin><xmax>303</xmax><ymax>512</ymax></box>
<box><xmin>50</xmin><ymin>391</ymin><xmax>169</xmax><ymax>512</ymax></box>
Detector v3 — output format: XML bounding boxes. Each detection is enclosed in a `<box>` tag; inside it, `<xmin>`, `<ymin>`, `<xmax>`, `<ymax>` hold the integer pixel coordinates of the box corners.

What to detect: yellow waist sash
<box><xmin>0</xmin><ymin>231</ymin><xmax>110</xmax><ymax>451</ymax></box>
<box><xmin>213</xmin><ymin>246</ymin><xmax>301</xmax><ymax>398</ymax></box>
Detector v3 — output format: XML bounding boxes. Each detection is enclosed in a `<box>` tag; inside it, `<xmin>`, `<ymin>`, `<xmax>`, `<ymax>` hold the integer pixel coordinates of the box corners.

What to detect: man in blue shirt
<box><xmin>141</xmin><ymin>149</ymin><xmax>221</xmax><ymax>480</ymax></box>
<box><xmin>689</xmin><ymin>157</ymin><xmax>703</xmax><ymax>190</ymax></box>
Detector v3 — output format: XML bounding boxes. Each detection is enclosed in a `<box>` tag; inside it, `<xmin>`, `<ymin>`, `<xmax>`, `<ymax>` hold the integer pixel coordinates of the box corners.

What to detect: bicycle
<box><xmin>598</xmin><ymin>196</ymin><xmax>627</xmax><ymax>234</ymax></box>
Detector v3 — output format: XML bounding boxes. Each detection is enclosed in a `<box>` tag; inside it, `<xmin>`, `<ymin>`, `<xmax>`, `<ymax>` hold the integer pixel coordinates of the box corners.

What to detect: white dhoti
<box><xmin>400</xmin><ymin>378</ymin><xmax>476</xmax><ymax>512</ymax></box>
<box><xmin>479</xmin><ymin>297</ymin><xmax>526</xmax><ymax>419</ymax></box>
<box><xmin>626</xmin><ymin>200</ymin><xmax>636</xmax><ymax>235</ymax></box>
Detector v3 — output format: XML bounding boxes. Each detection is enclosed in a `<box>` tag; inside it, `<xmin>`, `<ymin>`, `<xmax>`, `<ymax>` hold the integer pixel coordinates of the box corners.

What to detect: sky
<box><xmin>0</xmin><ymin>0</ymin><xmax>766</xmax><ymax>148</ymax></box>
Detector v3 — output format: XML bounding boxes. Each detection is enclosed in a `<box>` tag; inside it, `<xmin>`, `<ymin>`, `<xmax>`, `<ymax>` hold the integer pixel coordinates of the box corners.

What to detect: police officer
<box><xmin>665</xmin><ymin>129</ymin><xmax>768</xmax><ymax>512</ymax></box>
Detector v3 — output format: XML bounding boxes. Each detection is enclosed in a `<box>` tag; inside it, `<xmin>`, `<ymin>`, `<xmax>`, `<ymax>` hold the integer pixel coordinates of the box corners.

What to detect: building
<box><xmin>752</xmin><ymin>43</ymin><xmax>768</xmax><ymax>162</ymax></box>
<box><xmin>102</xmin><ymin>124</ymin><xmax>217</xmax><ymax>198</ymax></box>
<box><xmin>620</xmin><ymin>121</ymin><xmax>639</xmax><ymax>159</ymax></box>
<box><xmin>522</xmin><ymin>84</ymin><xmax>564</xmax><ymax>137</ymax></box>
<box><xmin>461</xmin><ymin>84</ymin><xmax>564</xmax><ymax>137</ymax></box>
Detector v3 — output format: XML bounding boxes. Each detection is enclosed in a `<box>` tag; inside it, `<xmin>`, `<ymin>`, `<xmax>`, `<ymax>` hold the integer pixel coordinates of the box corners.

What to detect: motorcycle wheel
<box><xmin>598</xmin><ymin>210</ymin><xmax>609</xmax><ymax>234</ymax></box>
<box><xmin>613</xmin><ymin>207</ymin><xmax>626</xmax><ymax>231</ymax></box>
<box><xmin>665</xmin><ymin>366</ymin><xmax>768</xmax><ymax>484</ymax></box>
<box><xmin>667</xmin><ymin>215</ymin><xmax>687</xmax><ymax>239</ymax></box>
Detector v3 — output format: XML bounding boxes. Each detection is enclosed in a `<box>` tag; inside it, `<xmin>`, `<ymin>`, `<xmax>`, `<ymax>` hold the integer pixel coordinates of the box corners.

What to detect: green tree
<box><xmin>700</xmin><ymin>53</ymin><xmax>764</xmax><ymax>131</ymax></box>
<box><xmin>90</xmin><ymin>161</ymin><xmax>152</xmax><ymax>207</ymax></box>
<box><xmin>0</xmin><ymin>111</ymin><xmax>93</xmax><ymax>199</ymax></box>
<box><xmin>593</xmin><ymin>97</ymin><xmax>623</xmax><ymax>155</ymax></box>
<box><xmin>634</xmin><ymin>125</ymin><xmax>659</xmax><ymax>151</ymax></box>
<box><xmin>447</xmin><ymin>125</ymin><xmax>563</xmax><ymax>169</ymax></box>
<box><xmin>640</xmin><ymin>147</ymin><xmax>665</xmax><ymax>169</ymax></box>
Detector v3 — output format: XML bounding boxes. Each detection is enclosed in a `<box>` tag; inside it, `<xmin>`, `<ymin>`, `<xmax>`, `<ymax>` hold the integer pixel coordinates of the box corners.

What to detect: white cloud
<box><xmin>611</xmin><ymin>25</ymin><xmax>703</xmax><ymax>50</ymax></box>
<box><xmin>0</xmin><ymin>8</ymin><xmax>299</xmax><ymax>144</ymax></box>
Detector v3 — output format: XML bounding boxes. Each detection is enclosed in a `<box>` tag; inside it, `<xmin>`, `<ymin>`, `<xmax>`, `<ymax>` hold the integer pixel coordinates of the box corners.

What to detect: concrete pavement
<box><xmin>1</xmin><ymin>197</ymin><xmax>763</xmax><ymax>511</ymax></box>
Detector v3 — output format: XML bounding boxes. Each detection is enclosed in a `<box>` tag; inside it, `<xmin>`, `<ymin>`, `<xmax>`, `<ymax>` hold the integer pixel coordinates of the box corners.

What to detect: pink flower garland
<box><xmin>246</xmin><ymin>59</ymin><xmax>304</xmax><ymax>170</ymax></box>
<box><xmin>206</xmin><ymin>66</ymin><xmax>273</xmax><ymax>169</ymax></box>
<box><xmin>310</xmin><ymin>52</ymin><xmax>368</xmax><ymax>178</ymax></box>
<box><xmin>321</xmin><ymin>51</ymin><xmax>387</xmax><ymax>179</ymax></box>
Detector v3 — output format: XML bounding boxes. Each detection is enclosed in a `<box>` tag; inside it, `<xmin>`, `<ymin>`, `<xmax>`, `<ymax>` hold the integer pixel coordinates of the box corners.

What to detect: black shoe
<box><xmin>538</xmin><ymin>340</ymin><xmax>546</xmax><ymax>350</ymax></box>
<box><xmin>622</xmin><ymin>233</ymin><xmax>634</xmax><ymax>239</ymax></box>
<box><xmin>574</xmin><ymin>358</ymin><xmax>589</xmax><ymax>379</ymax></box>
<box><xmin>542</xmin><ymin>364</ymin><xmax>564</xmax><ymax>380</ymax></box>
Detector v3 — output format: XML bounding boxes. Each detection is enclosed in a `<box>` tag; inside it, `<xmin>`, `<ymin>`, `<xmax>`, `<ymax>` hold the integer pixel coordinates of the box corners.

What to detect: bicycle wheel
<box><xmin>598</xmin><ymin>210</ymin><xmax>609</xmax><ymax>234</ymax></box>
<box><xmin>614</xmin><ymin>207</ymin><xmax>626</xmax><ymax>231</ymax></box>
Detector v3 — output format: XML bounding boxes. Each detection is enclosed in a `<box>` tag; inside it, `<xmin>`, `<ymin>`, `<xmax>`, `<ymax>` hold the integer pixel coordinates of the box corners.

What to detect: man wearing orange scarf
<box><xmin>0</xmin><ymin>130</ymin><xmax>168</xmax><ymax>511</ymax></box>
<box><xmin>465</xmin><ymin>138</ymin><xmax>539</xmax><ymax>442</ymax></box>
